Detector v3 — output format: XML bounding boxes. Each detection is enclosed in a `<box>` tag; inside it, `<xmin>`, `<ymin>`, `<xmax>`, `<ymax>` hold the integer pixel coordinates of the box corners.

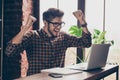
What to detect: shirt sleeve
<box><xmin>5</xmin><ymin>31</ymin><xmax>35</xmax><ymax>57</ymax></box>
<box><xmin>64</xmin><ymin>32</ymin><xmax>92</xmax><ymax>48</ymax></box>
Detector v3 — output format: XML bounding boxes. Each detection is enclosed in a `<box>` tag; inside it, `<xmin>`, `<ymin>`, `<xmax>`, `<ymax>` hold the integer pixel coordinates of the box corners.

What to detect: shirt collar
<box><xmin>40</xmin><ymin>29</ymin><xmax>49</xmax><ymax>38</ymax></box>
<box><xmin>39</xmin><ymin>29</ymin><xmax>56</xmax><ymax>41</ymax></box>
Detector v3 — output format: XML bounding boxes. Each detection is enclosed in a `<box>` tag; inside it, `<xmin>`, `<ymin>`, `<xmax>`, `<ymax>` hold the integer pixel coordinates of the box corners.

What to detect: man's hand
<box><xmin>73</xmin><ymin>10</ymin><xmax>90</xmax><ymax>34</ymax></box>
<box><xmin>73</xmin><ymin>10</ymin><xmax>86</xmax><ymax>24</ymax></box>
<box><xmin>25</xmin><ymin>15</ymin><xmax>37</xmax><ymax>28</ymax></box>
<box><xmin>21</xmin><ymin>15</ymin><xmax>37</xmax><ymax>32</ymax></box>
<box><xmin>11</xmin><ymin>15</ymin><xmax>37</xmax><ymax>44</ymax></box>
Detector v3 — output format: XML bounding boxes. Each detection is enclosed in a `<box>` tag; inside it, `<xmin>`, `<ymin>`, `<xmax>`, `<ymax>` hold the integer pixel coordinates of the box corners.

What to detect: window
<box><xmin>40</xmin><ymin>0</ymin><xmax>78</xmax><ymax>66</ymax></box>
<box><xmin>85</xmin><ymin>0</ymin><xmax>104</xmax><ymax>32</ymax></box>
<box><xmin>40</xmin><ymin>0</ymin><xmax>78</xmax><ymax>33</ymax></box>
<box><xmin>85</xmin><ymin>0</ymin><xmax>120</xmax><ymax>79</ymax></box>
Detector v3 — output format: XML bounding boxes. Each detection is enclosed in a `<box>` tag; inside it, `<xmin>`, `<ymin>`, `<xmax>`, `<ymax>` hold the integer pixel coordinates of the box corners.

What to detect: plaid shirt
<box><xmin>5</xmin><ymin>29</ymin><xmax>91</xmax><ymax>76</ymax></box>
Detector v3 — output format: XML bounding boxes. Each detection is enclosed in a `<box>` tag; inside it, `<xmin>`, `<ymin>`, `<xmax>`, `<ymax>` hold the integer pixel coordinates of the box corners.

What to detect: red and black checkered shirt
<box><xmin>5</xmin><ymin>29</ymin><xmax>91</xmax><ymax>76</ymax></box>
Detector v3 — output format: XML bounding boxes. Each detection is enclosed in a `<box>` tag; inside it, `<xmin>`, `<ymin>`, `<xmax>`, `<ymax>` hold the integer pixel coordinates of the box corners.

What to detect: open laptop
<box><xmin>66</xmin><ymin>44</ymin><xmax>111</xmax><ymax>70</ymax></box>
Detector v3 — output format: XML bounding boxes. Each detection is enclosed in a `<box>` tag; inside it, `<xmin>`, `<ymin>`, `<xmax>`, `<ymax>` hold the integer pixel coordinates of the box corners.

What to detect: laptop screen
<box><xmin>87</xmin><ymin>44</ymin><xmax>111</xmax><ymax>69</ymax></box>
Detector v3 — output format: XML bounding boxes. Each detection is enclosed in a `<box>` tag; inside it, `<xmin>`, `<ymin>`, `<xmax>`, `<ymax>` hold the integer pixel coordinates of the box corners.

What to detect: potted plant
<box><xmin>68</xmin><ymin>26</ymin><xmax>114</xmax><ymax>63</ymax></box>
<box><xmin>92</xmin><ymin>29</ymin><xmax>114</xmax><ymax>45</ymax></box>
<box><xmin>68</xmin><ymin>25</ymin><xmax>84</xmax><ymax>63</ymax></box>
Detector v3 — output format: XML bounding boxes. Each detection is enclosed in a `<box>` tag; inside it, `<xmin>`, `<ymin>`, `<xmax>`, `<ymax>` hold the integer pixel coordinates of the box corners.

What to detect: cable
<box><xmin>69</xmin><ymin>48</ymin><xmax>91</xmax><ymax>63</ymax></box>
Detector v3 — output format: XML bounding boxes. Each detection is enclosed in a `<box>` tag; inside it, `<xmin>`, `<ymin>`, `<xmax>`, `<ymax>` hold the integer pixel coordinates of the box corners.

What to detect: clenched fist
<box><xmin>22</xmin><ymin>15</ymin><xmax>37</xmax><ymax>30</ymax></box>
<box><xmin>73</xmin><ymin>10</ymin><xmax>86</xmax><ymax>24</ymax></box>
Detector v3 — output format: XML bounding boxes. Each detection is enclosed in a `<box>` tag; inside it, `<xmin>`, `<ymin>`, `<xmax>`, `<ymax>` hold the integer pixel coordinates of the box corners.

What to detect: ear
<box><xmin>43</xmin><ymin>20</ymin><xmax>48</xmax><ymax>25</ymax></box>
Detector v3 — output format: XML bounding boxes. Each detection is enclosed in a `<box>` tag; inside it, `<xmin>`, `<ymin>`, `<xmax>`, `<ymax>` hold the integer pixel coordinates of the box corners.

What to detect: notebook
<box><xmin>66</xmin><ymin>44</ymin><xmax>111</xmax><ymax>70</ymax></box>
<box><xmin>41</xmin><ymin>67</ymin><xmax>82</xmax><ymax>75</ymax></box>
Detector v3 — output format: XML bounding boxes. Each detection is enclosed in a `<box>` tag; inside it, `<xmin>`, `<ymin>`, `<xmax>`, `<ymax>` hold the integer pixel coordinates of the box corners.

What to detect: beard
<box><xmin>48</xmin><ymin>25</ymin><xmax>57</xmax><ymax>38</ymax></box>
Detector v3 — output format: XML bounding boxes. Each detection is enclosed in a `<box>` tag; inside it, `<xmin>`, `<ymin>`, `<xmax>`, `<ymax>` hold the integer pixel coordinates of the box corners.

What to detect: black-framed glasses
<box><xmin>47</xmin><ymin>20</ymin><xmax>65</xmax><ymax>28</ymax></box>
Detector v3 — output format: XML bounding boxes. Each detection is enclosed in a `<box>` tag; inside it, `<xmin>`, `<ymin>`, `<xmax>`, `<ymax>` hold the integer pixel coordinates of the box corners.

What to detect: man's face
<box><xmin>47</xmin><ymin>17</ymin><xmax>65</xmax><ymax>37</ymax></box>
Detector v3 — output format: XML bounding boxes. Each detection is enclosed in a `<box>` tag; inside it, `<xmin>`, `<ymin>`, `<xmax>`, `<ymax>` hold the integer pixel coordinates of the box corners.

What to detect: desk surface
<box><xmin>15</xmin><ymin>64</ymin><xmax>119</xmax><ymax>80</ymax></box>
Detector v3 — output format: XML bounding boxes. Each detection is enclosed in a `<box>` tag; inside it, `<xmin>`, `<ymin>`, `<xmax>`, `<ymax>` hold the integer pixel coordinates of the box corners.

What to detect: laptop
<box><xmin>66</xmin><ymin>44</ymin><xmax>111</xmax><ymax>70</ymax></box>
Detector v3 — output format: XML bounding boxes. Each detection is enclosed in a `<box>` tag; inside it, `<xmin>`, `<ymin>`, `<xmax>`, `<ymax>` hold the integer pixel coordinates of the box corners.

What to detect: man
<box><xmin>5</xmin><ymin>8</ymin><xmax>91</xmax><ymax>76</ymax></box>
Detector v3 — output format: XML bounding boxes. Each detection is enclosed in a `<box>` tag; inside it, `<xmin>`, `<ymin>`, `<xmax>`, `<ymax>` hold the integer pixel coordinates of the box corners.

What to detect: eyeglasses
<box><xmin>47</xmin><ymin>20</ymin><xmax>65</xmax><ymax>28</ymax></box>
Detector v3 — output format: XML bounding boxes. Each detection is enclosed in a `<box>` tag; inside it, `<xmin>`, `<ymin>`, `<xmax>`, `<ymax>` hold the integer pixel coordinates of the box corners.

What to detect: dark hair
<box><xmin>43</xmin><ymin>8</ymin><xmax>64</xmax><ymax>21</ymax></box>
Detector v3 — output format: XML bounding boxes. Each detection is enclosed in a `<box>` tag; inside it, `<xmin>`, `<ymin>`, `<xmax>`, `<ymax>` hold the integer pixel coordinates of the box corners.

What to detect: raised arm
<box><xmin>73</xmin><ymin>10</ymin><xmax>89</xmax><ymax>34</ymax></box>
<box><xmin>12</xmin><ymin>15</ymin><xmax>37</xmax><ymax>44</ymax></box>
<box><xmin>5</xmin><ymin>15</ymin><xmax>37</xmax><ymax>57</ymax></box>
<box><xmin>64</xmin><ymin>10</ymin><xmax>91</xmax><ymax>48</ymax></box>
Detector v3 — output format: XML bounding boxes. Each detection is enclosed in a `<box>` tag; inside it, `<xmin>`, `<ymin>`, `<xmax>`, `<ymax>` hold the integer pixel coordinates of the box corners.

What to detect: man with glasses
<box><xmin>5</xmin><ymin>8</ymin><xmax>91</xmax><ymax>77</ymax></box>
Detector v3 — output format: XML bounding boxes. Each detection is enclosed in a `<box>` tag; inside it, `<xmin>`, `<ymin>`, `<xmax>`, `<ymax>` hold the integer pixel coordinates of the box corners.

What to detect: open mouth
<box><xmin>54</xmin><ymin>28</ymin><xmax>60</xmax><ymax>32</ymax></box>
<box><xmin>54</xmin><ymin>28</ymin><xmax>60</xmax><ymax>33</ymax></box>
<box><xmin>54</xmin><ymin>30</ymin><xmax>59</xmax><ymax>33</ymax></box>
<box><xmin>53</xmin><ymin>29</ymin><xmax>60</xmax><ymax>36</ymax></box>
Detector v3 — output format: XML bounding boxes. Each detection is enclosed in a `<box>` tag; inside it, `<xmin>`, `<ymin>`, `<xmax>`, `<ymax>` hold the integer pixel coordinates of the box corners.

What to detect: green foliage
<box><xmin>68</xmin><ymin>25</ymin><xmax>84</xmax><ymax>62</ymax></box>
<box><xmin>68</xmin><ymin>25</ymin><xmax>83</xmax><ymax>37</ymax></box>
<box><xmin>92</xmin><ymin>29</ymin><xmax>114</xmax><ymax>45</ymax></box>
<box><xmin>68</xmin><ymin>26</ymin><xmax>114</xmax><ymax>45</ymax></box>
<box><xmin>68</xmin><ymin>26</ymin><xmax>114</xmax><ymax>63</ymax></box>
<box><xmin>69</xmin><ymin>25</ymin><xmax>114</xmax><ymax>45</ymax></box>
<box><xmin>92</xmin><ymin>29</ymin><xmax>106</xmax><ymax>44</ymax></box>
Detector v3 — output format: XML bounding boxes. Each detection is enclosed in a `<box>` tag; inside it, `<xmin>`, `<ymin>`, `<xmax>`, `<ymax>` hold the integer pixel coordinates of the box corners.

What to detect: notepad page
<box><xmin>41</xmin><ymin>67</ymin><xmax>82</xmax><ymax>75</ymax></box>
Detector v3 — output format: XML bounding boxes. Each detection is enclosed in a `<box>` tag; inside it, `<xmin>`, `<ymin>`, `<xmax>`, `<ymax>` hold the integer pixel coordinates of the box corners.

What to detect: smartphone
<box><xmin>48</xmin><ymin>73</ymin><xmax>63</xmax><ymax>78</ymax></box>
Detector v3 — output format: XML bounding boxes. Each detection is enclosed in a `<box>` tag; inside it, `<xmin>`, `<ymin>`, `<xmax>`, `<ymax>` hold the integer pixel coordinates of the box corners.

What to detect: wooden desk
<box><xmin>15</xmin><ymin>64</ymin><xmax>119</xmax><ymax>80</ymax></box>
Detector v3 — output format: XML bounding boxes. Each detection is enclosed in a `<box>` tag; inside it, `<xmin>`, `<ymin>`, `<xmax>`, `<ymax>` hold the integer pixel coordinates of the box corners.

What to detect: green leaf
<box><xmin>68</xmin><ymin>25</ymin><xmax>82</xmax><ymax>37</ymax></box>
<box><xmin>97</xmin><ymin>31</ymin><xmax>106</xmax><ymax>44</ymax></box>
<box><xmin>94</xmin><ymin>29</ymin><xmax>100</xmax><ymax>35</ymax></box>
<box><xmin>111</xmin><ymin>40</ymin><xmax>114</xmax><ymax>45</ymax></box>
<box><xmin>92</xmin><ymin>29</ymin><xmax>107</xmax><ymax>44</ymax></box>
